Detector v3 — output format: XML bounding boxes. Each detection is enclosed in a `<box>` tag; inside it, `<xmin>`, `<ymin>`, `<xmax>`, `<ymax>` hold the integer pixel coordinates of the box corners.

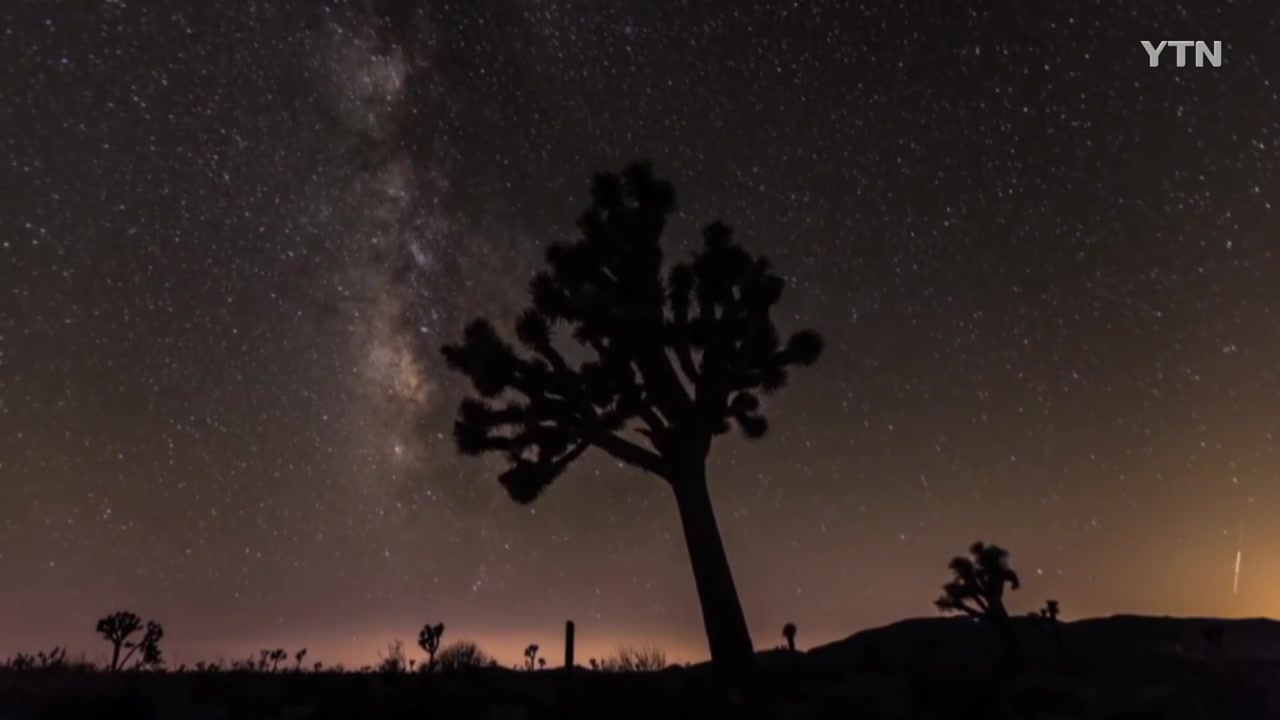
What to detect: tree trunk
<box><xmin>991</xmin><ymin>615</ymin><xmax>1022</xmax><ymax>674</ymax></box>
<box><xmin>670</xmin><ymin>459</ymin><xmax>756</xmax><ymax>681</ymax></box>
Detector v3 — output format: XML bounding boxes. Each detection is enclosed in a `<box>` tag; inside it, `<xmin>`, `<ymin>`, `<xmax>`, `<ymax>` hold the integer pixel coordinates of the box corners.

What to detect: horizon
<box><xmin>7</xmin><ymin>599</ymin><xmax>1278</xmax><ymax>670</ymax></box>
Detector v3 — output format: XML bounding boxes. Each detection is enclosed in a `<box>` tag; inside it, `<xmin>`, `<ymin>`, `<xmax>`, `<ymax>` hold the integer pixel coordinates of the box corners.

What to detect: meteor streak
<box><xmin>1233</xmin><ymin>524</ymin><xmax>1244</xmax><ymax>596</ymax></box>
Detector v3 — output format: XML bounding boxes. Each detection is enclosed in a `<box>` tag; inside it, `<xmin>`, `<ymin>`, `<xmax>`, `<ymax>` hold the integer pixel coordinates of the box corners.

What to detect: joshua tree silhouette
<box><xmin>95</xmin><ymin>611</ymin><xmax>164</xmax><ymax>671</ymax></box>
<box><xmin>295</xmin><ymin>648</ymin><xmax>307</xmax><ymax>672</ymax></box>
<box><xmin>133</xmin><ymin>622</ymin><xmax>165</xmax><ymax>670</ymax></box>
<box><xmin>1039</xmin><ymin>599</ymin><xmax>1060</xmax><ymax>622</ymax></box>
<box><xmin>524</xmin><ymin>644</ymin><xmax>540</xmax><ymax>671</ymax></box>
<box><xmin>439</xmin><ymin>163</ymin><xmax>822</xmax><ymax>678</ymax></box>
<box><xmin>782</xmin><ymin>622</ymin><xmax>798</xmax><ymax>652</ymax></box>
<box><xmin>417</xmin><ymin>622</ymin><xmax>445</xmax><ymax>672</ymax></box>
<box><xmin>1035</xmin><ymin>599</ymin><xmax>1065</xmax><ymax>658</ymax></box>
<box><xmin>266</xmin><ymin>648</ymin><xmax>287</xmax><ymax>672</ymax></box>
<box><xmin>936</xmin><ymin>541</ymin><xmax>1022</xmax><ymax>670</ymax></box>
<box><xmin>96</xmin><ymin>612</ymin><xmax>142</xmax><ymax>672</ymax></box>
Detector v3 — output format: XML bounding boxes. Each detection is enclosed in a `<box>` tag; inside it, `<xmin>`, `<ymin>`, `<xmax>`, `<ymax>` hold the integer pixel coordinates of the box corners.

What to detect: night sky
<box><xmin>5</xmin><ymin>1</ymin><xmax>1279</xmax><ymax>668</ymax></box>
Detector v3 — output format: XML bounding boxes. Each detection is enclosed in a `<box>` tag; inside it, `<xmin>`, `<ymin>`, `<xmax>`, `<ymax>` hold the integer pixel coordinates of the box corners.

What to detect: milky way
<box><xmin>4</xmin><ymin>1</ymin><xmax>1280</xmax><ymax>667</ymax></box>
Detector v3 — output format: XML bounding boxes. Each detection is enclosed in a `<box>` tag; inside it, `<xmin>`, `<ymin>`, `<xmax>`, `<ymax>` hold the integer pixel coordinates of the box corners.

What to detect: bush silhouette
<box><xmin>599</xmin><ymin>645</ymin><xmax>667</xmax><ymax>672</ymax></box>
<box><xmin>935</xmin><ymin>541</ymin><xmax>1022</xmax><ymax>670</ymax></box>
<box><xmin>417</xmin><ymin>623</ymin><xmax>445</xmax><ymax>672</ymax></box>
<box><xmin>435</xmin><ymin>641</ymin><xmax>490</xmax><ymax>672</ymax></box>
<box><xmin>4</xmin><ymin>647</ymin><xmax>68</xmax><ymax>671</ymax></box>
<box><xmin>377</xmin><ymin>640</ymin><xmax>409</xmax><ymax>674</ymax></box>
<box><xmin>782</xmin><ymin>622</ymin><xmax>797</xmax><ymax>652</ymax></box>
<box><xmin>95</xmin><ymin>612</ymin><xmax>164</xmax><ymax>671</ymax></box>
<box><xmin>439</xmin><ymin>162</ymin><xmax>822</xmax><ymax>678</ymax></box>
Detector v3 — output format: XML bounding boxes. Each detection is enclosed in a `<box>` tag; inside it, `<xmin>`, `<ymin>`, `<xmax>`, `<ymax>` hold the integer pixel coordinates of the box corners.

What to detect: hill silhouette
<box><xmin>801</xmin><ymin>614</ymin><xmax>1280</xmax><ymax>674</ymax></box>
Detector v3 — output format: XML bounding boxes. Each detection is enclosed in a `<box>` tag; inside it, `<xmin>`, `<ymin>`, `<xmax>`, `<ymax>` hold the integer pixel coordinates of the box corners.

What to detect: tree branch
<box><xmin>590</xmin><ymin>432</ymin><xmax>665</xmax><ymax>476</ymax></box>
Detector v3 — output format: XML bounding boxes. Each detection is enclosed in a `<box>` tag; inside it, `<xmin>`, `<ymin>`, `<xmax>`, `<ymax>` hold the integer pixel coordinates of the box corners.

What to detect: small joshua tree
<box><xmin>538</xmin><ymin>657</ymin><xmax>547</xmax><ymax>670</ymax></box>
<box><xmin>295</xmin><ymin>648</ymin><xmax>307</xmax><ymax>671</ymax></box>
<box><xmin>96</xmin><ymin>612</ymin><xmax>164</xmax><ymax>671</ymax></box>
<box><xmin>782</xmin><ymin>622</ymin><xmax>797</xmax><ymax>652</ymax></box>
<box><xmin>268</xmin><ymin>648</ymin><xmax>287</xmax><ymax>672</ymax></box>
<box><xmin>133</xmin><ymin>622</ymin><xmax>165</xmax><ymax>670</ymax></box>
<box><xmin>524</xmin><ymin>644</ymin><xmax>539</xmax><ymax>671</ymax></box>
<box><xmin>1036</xmin><ymin>599</ymin><xmax>1065</xmax><ymax>657</ymax></box>
<box><xmin>936</xmin><ymin>541</ymin><xmax>1022</xmax><ymax>670</ymax></box>
<box><xmin>436</xmin><ymin>163</ymin><xmax>823</xmax><ymax>680</ymax></box>
<box><xmin>417</xmin><ymin>622</ymin><xmax>445</xmax><ymax>672</ymax></box>
<box><xmin>1039</xmin><ymin>599</ymin><xmax>1060</xmax><ymax>622</ymax></box>
<box><xmin>96</xmin><ymin>611</ymin><xmax>142</xmax><ymax>672</ymax></box>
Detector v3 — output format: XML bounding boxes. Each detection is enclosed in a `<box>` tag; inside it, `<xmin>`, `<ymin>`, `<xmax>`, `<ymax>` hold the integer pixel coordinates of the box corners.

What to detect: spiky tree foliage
<box><xmin>523</xmin><ymin>644</ymin><xmax>539</xmax><ymax>671</ymax></box>
<box><xmin>936</xmin><ymin>541</ymin><xmax>1022</xmax><ymax>671</ymax></box>
<box><xmin>782</xmin><ymin>622</ymin><xmax>798</xmax><ymax>652</ymax></box>
<box><xmin>295</xmin><ymin>648</ymin><xmax>308</xmax><ymax>671</ymax></box>
<box><xmin>440</xmin><ymin>163</ymin><xmax>823</xmax><ymax>677</ymax></box>
<box><xmin>935</xmin><ymin>541</ymin><xmax>1021</xmax><ymax>620</ymax></box>
<box><xmin>96</xmin><ymin>607</ymin><xmax>158</xmax><ymax>671</ymax></box>
<box><xmin>132</xmin><ymin>622</ymin><xmax>165</xmax><ymax>670</ymax></box>
<box><xmin>267</xmin><ymin>648</ymin><xmax>287</xmax><ymax>672</ymax></box>
<box><xmin>417</xmin><ymin>622</ymin><xmax>445</xmax><ymax>672</ymax></box>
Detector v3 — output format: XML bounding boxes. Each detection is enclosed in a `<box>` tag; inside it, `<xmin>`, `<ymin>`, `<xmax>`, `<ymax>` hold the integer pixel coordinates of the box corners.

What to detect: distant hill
<box><xmin>799</xmin><ymin>615</ymin><xmax>1280</xmax><ymax>673</ymax></box>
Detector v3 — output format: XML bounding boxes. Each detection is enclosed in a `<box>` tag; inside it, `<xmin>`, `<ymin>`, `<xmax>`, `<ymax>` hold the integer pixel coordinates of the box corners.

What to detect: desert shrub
<box><xmin>4</xmin><ymin>647</ymin><xmax>68</xmax><ymax>671</ymax></box>
<box><xmin>435</xmin><ymin>641</ymin><xmax>491</xmax><ymax>672</ymax></box>
<box><xmin>600</xmin><ymin>645</ymin><xmax>667</xmax><ymax>672</ymax></box>
<box><xmin>377</xmin><ymin>639</ymin><xmax>409</xmax><ymax>674</ymax></box>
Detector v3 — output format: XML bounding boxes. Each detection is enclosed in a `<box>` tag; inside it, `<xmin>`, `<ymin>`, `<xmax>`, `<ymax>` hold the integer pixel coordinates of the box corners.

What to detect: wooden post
<box><xmin>564</xmin><ymin>620</ymin><xmax>575</xmax><ymax>670</ymax></box>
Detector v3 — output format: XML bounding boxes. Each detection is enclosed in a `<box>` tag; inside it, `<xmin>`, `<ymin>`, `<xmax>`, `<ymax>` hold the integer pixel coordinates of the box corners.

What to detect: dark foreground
<box><xmin>4</xmin><ymin>616</ymin><xmax>1279</xmax><ymax>719</ymax></box>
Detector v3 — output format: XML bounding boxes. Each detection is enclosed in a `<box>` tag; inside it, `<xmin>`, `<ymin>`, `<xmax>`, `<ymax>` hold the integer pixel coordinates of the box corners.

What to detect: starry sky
<box><xmin>4</xmin><ymin>1</ymin><xmax>1279</xmax><ymax>668</ymax></box>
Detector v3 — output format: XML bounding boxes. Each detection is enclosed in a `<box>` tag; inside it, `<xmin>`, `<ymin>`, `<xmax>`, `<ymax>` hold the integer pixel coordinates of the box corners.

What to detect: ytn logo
<box><xmin>1141</xmin><ymin>41</ymin><xmax>1222</xmax><ymax>67</ymax></box>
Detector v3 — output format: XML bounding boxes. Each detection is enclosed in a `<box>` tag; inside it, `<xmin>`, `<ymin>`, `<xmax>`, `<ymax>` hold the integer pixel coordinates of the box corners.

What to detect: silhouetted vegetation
<box><xmin>377</xmin><ymin>640</ymin><xmax>409</xmax><ymax>674</ymax></box>
<box><xmin>417</xmin><ymin>622</ymin><xmax>444</xmax><ymax>672</ymax></box>
<box><xmin>564</xmin><ymin>620</ymin><xmax>576</xmax><ymax>669</ymax></box>
<box><xmin>6</xmin><ymin>606</ymin><xmax>1280</xmax><ymax>718</ymax></box>
<box><xmin>438</xmin><ymin>162</ymin><xmax>822</xmax><ymax>679</ymax></box>
<box><xmin>523</xmin><ymin>644</ymin><xmax>539</xmax><ymax>671</ymax></box>
<box><xmin>783</xmin><ymin>622</ymin><xmax>798</xmax><ymax>652</ymax></box>
<box><xmin>599</xmin><ymin>645</ymin><xmax>668</xmax><ymax>672</ymax></box>
<box><xmin>261</xmin><ymin>648</ymin><xmax>288</xmax><ymax>672</ymax></box>
<box><xmin>1031</xmin><ymin>600</ymin><xmax>1064</xmax><ymax>658</ymax></box>
<box><xmin>936</xmin><ymin>541</ymin><xmax>1022</xmax><ymax>671</ymax></box>
<box><xmin>1</xmin><ymin>647</ymin><xmax>77</xmax><ymax>671</ymax></box>
<box><xmin>95</xmin><ymin>611</ymin><xmax>164</xmax><ymax>671</ymax></box>
<box><xmin>435</xmin><ymin>641</ymin><xmax>491</xmax><ymax>672</ymax></box>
